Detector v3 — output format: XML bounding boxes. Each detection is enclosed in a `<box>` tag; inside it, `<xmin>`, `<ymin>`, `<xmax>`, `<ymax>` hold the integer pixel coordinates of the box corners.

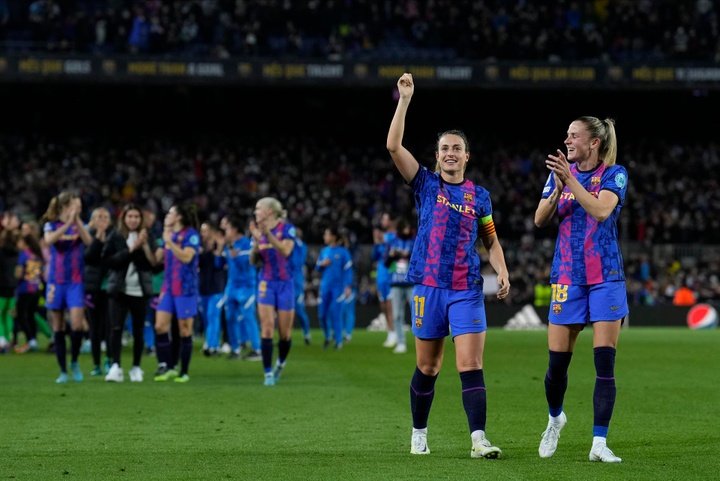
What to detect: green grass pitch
<box><xmin>2</xmin><ymin>328</ymin><xmax>718</xmax><ymax>480</ymax></box>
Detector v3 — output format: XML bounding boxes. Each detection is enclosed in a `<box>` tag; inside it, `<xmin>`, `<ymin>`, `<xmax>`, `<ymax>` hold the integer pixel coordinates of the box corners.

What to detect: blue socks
<box><xmin>410</xmin><ymin>367</ymin><xmax>437</xmax><ymax>429</ymax></box>
<box><xmin>179</xmin><ymin>336</ymin><xmax>193</xmax><ymax>376</ymax></box>
<box><xmin>593</xmin><ymin>346</ymin><xmax>617</xmax><ymax>437</ymax></box>
<box><xmin>261</xmin><ymin>338</ymin><xmax>273</xmax><ymax>373</ymax></box>
<box><xmin>54</xmin><ymin>331</ymin><xmax>67</xmax><ymax>372</ymax></box>
<box><xmin>545</xmin><ymin>350</ymin><xmax>573</xmax><ymax>417</ymax></box>
<box><xmin>156</xmin><ymin>332</ymin><xmax>171</xmax><ymax>367</ymax></box>
<box><xmin>460</xmin><ymin>369</ymin><xmax>487</xmax><ymax>432</ymax></box>
<box><xmin>278</xmin><ymin>339</ymin><xmax>291</xmax><ymax>364</ymax></box>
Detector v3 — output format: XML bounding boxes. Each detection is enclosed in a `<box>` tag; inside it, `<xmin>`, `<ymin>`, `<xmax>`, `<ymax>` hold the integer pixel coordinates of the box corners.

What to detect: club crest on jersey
<box><xmin>591</xmin><ymin>176</ymin><xmax>601</xmax><ymax>186</ymax></box>
<box><xmin>552</xmin><ymin>304</ymin><xmax>562</xmax><ymax>314</ymax></box>
<box><xmin>415</xmin><ymin>317</ymin><xmax>423</xmax><ymax>328</ymax></box>
<box><xmin>463</xmin><ymin>192</ymin><xmax>474</xmax><ymax>203</ymax></box>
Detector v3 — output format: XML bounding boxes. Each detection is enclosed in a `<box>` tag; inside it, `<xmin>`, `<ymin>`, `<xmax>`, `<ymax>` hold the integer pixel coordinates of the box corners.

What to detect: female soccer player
<box><xmin>42</xmin><ymin>192</ymin><xmax>93</xmax><ymax>383</ymax></box>
<box><xmin>249</xmin><ymin>197</ymin><xmax>296</xmax><ymax>386</ymax></box>
<box><xmin>290</xmin><ymin>227</ymin><xmax>312</xmax><ymax>345</ymax></box>
<box><xmin>219</xmin><ymin>215</ymin><xmax>261</xmax><ymax>361</ymax></box>
<box><xmin>385</xmin><ymin>217</ymin><xmax>415</xmax><ymax>354</ymax></box>
<box><xmin>534</xmin><ymin>116</ymin><xmax>628</xmax><ymax>463</ymax></box>
<box><xmin>198</xmin><ymin>221</ymin><xmax>225</xmax><ymax>357</ymax></box>
<box><xmin>102</xmin><ymin>204</ymin><xmax>157</xmax><ymax>382</ymax></box>
<box><xmin>153</xmin><ymin>203</ymin><xmax>200</xmax><ymax>383</ymax></box>
<box><xmin>14</xmin><ymin>232</ymin><xmax>44</xmax><ymax>352</ymax></box>
<box><xmin>387</xmin><ymin>73</ymin><xmax>510</xmax><ymax>458</ymax></box>
<box><xmin>315</xmin><ymin>226</ymin><xmax>353</xmax><ymax>350</ymax></box>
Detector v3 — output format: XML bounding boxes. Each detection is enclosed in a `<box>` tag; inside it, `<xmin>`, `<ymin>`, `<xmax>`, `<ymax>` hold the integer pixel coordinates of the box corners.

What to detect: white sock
<box><xmin>471</xmin><ymin>430</ymin><xmax>486</xmax><ymax>443</ymax></box>
<box><xmin>550</xmin><ymin>413</ymin><xmax>564</xmax><ymax>424</ymax></box>
<box><xmin>413</xmin><ymin>427</ymin><xmax>427</xmax><ymax>435</ymax></box>
<box><xmin>593</xmin><ymin>436</ymin><xmax>607</xmax><ymax>447</ymax></box>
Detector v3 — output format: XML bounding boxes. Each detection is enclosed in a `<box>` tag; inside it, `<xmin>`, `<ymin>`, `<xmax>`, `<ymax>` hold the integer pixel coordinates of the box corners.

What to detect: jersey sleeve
<box><xmin>184</xmin><ymin>229</ymin><xmax>201</xmax><ymax>253</ymax></box>
<box><xmin>541</xmin><ymin>173</ymin><xmax>556</xmax><ymax>199</ymax></box>
<box><xmin>408</xmin><ymin>165</ymin><xmax>430</xmax><ymax>193</ymax></box>
<box><xmin>601</xmin><ymin>165</ymin><xmax>628</xmax><ymax>206</ymax></box>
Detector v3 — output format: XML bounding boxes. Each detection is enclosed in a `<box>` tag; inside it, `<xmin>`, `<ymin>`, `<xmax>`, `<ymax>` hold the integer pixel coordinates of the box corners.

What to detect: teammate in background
<box><xmin>42</xmin><ymin>192</ymin><xmax>93</xmax><ymax>383</ymax></box>
<box><xmin>102</xmin><ymin>204</ymin><xmax>157</xmax><ymax>382</ymax></box>
<box><xmin>198</xmin><ymin>221</ymin><xmax>225</xmax><ymax>357</ymax></box>
<box><xmin>249</xmin><ymin>197</ymin><xmax>296</xmax><ymax>386</ymax></box>
<box><xmin>219</xmin><ymin>215</ymin><xmax>261</xmax><ymax>361</ymax></box>
<box><xmin>340</xmin><ymin>232</ymin><xmax>357</xmax><ymax>343</ymax></box>
<box><xmin>14</xmin><ymin>232</ymin><xmax>44</xmax><ymax>352</ymax></box>
<box><xmin>84</xmin><ymin>207</ymin><xmax>112</xmax><ymax>376</ymax></box>
<box><xmin>385</xmin><ymin>217</ymin><xmax>416</xmax><ymax>354</ymax></box>
<box><xmin>153</xmin><ymin>203</ymin><xmax>200</xmax><ymax>383</ymax></box>
<box><xmin>0</xmin><ymin>212</ymin><xmax>20</xmax><ymax>353</ymax></box>
<box><xmin>142</xmin><ymin>208</ymin><xmax>162</xmax><ymax>355</ymax></box>
<box><xmin>18</xmin><ymin>220</ymin><xmax>53</xmax><ymax>348</ymax></box>
<box><xmin>290</xmin><ymin>227</ymin><xmax>311</xmax><ymax>345</ymax></box>
<box><xmin>387</xmin><ymin>73</ymin><xmax>510</xmax><ymax>458</ymax></box>
<box><xmin>534</xmin><ymin>116</ymin><xmax>628</xmax><ymax>463</ymax></box>
<box><xmin>372</xmin><ymin>213</ymin><xmax>396</xmax><ymax>348</ymax></box>
<box><xmin>315</xmin><ymin>226</ymin><xmax>353</xmax><ymax>350</ymax></box>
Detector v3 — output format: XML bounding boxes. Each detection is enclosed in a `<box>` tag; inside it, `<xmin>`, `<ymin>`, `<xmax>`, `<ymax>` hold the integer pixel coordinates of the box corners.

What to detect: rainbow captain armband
<box><xmin>479</xmin><ymin>215</ymin><xmax>496</xmax><ymax>239</ymax></box>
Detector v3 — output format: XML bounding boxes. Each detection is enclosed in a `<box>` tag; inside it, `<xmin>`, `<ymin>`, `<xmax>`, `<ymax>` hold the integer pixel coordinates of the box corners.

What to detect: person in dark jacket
<box><xmin>84</xmin><ymin>207</ymin><xmax>112</xmax><ymax>375</ymax></box>
<box><xmin>0</xmin><ymin>212</ymin><xmax>20</xmax><ymax>353</ymax></box>
<box><xmin>102</xmin><ymin>204</ymin><xmax>157</xmax><ymax>382</ymax></box>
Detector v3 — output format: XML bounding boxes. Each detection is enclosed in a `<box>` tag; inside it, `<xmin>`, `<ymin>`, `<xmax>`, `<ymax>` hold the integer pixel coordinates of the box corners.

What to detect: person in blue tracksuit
<box><xmin>315</xmin><ymin>226</ymin><xmax>353</xmax><ymax>350</ymax></box>
<box><xmin>199</xmin><ymin>221</ymin><xmax>225</xmax><ymax>357</ymax></box>
<box><xmin>290</xmin><ymin>227</ymin><xmax>311</xmax><ymax>345</ymax></box>
<box><xmin>217</xmin><ymin>215</ymin><xmax>261</xmax><ymax>361</ymax></box>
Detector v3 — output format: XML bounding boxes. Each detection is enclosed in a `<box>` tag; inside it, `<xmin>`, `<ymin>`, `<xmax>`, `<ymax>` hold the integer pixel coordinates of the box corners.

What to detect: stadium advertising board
<box><xmin>0</xmin><ymin>55</ymin><xmax>718</xmax><ymax>89</ymax></box>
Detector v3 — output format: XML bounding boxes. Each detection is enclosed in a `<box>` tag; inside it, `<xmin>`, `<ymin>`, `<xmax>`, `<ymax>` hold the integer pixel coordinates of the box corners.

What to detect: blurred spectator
<box><xmin>1</xmin><ymin>0</ymin><xmax>719</xmax><ymax>62</ymax></box>
<box><xmin>672</xmin><ymin>282</ymin><xmax>697</xmax><ymax>306</ymax></box>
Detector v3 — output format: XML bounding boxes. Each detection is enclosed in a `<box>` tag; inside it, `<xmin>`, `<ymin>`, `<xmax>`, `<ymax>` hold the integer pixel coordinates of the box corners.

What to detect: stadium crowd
<box><xmin>0</xmin><ymin>134</ymin><xmax>718</xmax><ymax>305</ymax></box>
<box><xmin>0</xmin><ymin>0</ymin><xmax>718</xmax><ymax>62</ymax></box>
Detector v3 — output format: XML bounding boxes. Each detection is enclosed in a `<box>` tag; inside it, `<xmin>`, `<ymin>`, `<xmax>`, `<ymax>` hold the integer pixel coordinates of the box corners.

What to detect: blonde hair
<box><xmin>257</xmin><ymin>197</ymin><xmax>287</xmax><ymax>220</ymax></box>
<box><xmin>41</xmin><ymin>191</ymin><xmax>78</xmax><ymax>223</ymax></box>
<box><xmin>576</xmin><ymin>116</ymin><xmax>618</xmax><ymax>166</ymax></box>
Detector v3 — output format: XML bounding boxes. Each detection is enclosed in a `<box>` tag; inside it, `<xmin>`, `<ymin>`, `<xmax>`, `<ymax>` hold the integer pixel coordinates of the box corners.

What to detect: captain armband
<box><xmin>479</xmin><ymin>215</ymin><xmax>496</xmax><ymax>239</ymax></box>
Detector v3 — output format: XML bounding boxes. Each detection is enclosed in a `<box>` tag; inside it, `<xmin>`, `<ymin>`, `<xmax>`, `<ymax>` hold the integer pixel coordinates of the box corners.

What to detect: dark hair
<box><xmin>324</xmin><ymin>225</ymin><xmax>342</xmax><ymax>242</ymax></box>
<box><xmin>22</xmin><ymin>233</ymin><xmax>43</xmax><ymax>259</ymax></box>
<box><xmin>173</xmin><ymin>202</ymin><xmax>199</xmax><ymax>230</ymax></box>
<box><xmin>224</xmin><ymin>215</ymin><xmax>244</xmax><ymax>232</ymax></box>
<box><xmin>41</xmin><ymin>191</ymin><xmax>78</xmax><ymax>223</ymax></box>
<box><xmin>396</xmin><ymin>218</ymin><xmax>412</xmax><ymax>239</ymax></box>
<box><xmin>118</xmin><ymin>204</ymin><xmax>144</xmax><ymax>239</ymax></box>
<box><xmin>436</xmin><ymin>129</ymin><xmax>470</xmax><ymax>152</ymax></box>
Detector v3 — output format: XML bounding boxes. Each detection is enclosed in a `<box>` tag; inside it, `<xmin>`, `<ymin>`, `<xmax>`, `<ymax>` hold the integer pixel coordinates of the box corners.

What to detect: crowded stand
<box><xmin>0</xmin><ymin>0</ymin><xmax>718</xmax><ymax>62</ymax></box>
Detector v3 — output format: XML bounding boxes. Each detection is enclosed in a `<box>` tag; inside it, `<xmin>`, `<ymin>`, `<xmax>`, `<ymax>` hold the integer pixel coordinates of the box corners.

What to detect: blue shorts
<box><xmin>258</xmin><ymin>280</ymin><xmax>294</xmax><ymax>311</ymax></box>
<box><xmin>377</xmin><ymin>279</ymin><xmax>391</xmax><ymax>302</ymax></box>
<box><xmin>46</xmin><ymin>282</ymin><xmax>85</xmax><ymax>310</ymax></box>
<box><xmin>411</xmin><ymin>285</ymin><xmax>487</xmax><ymax>339</ymax></box>
<box><xmin>157</xmin><ymin>292</ymin><xmax>198</xmax><ymax>319</ymax></box>
<box><xmin>548</xmin><ymin>281</ymin><xmax>628</xmax><ymax>325</ymax></box>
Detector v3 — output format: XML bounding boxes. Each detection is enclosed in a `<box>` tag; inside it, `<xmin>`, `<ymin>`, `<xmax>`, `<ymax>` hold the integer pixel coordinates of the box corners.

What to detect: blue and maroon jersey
<box><xmin>408</xmin><ymin>166</ymin><xmax>493</xmax><ymax>291</ymax></box>
<box><xmin>44</xmin><ymin>221</ymin><xmax>85</xmax><ymax>284</ymax></box>
<box><xmin>257</xmin><ymin>221</ymin><xmax>296</xmax><ymax>282</ymax></box>
<box><xmin>542</xmin><ymin>162</ymin><xmax>628</xmax><ymax>285</ymax></box>
<box><xmin>17</xmin><ymin>249</ymin><xmax>43</xmax><ymax>294</ymax></box>
<box><xmin>161</xmin><ymin>227</ymin><xmax>200</xmax><ymax>296</ymax></box>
